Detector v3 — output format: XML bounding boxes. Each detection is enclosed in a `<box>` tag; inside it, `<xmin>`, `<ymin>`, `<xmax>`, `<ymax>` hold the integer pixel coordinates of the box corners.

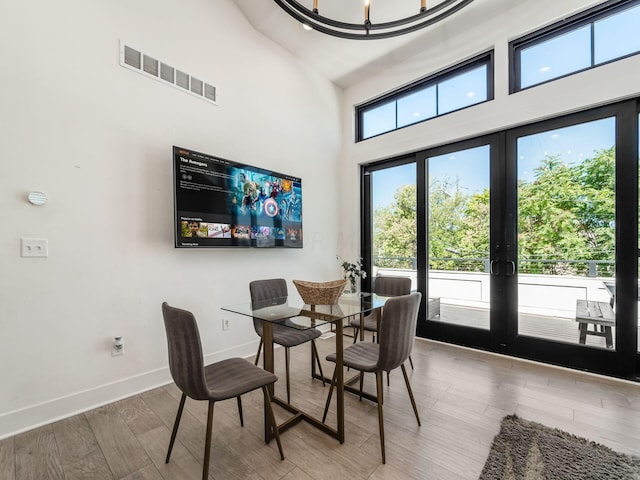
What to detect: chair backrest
<box><xmin>249</xmin><ymin>279</ymin><xmax>288</xmax><ymax>335</ymax></box>
<box><xmin>250</xmin><ymin>278</ymin><xmax>288</xmax><ymax>303</ymax></box>
<box><xmin>376</xmin><ymin>292</ymin><xmax>422</xmax><ymax>372</ymax></box>
<box><xmin>161</xmin><ymin>302</ymin><xmax>210</xmax><ymax>401</ymax></box>
<box><xmin>373</xmin><ymin>276</ymin><xmax>412</xmax><ymax>297</ymax></box>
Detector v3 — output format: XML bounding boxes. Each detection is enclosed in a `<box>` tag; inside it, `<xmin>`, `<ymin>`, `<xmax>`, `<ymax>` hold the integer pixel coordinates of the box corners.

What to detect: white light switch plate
<box><xmin>21</xmin><ymin>238</ymin><xmax>49</xmax><ymax>257</ymax></box>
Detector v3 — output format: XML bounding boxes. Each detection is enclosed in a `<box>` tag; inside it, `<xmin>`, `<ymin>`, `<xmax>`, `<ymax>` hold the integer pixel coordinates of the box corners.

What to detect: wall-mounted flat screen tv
<box><xmin>173</xmin><ymin>146</ymin><xmax>302</xmax><ymax>248</ymax></box>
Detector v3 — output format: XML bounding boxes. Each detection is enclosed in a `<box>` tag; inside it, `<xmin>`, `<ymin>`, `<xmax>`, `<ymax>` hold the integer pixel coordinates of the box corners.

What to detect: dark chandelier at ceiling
<box><xmin>273</xmin><ymin>0</ymin><xmax>475</xmax><ymax>40</ymax></box>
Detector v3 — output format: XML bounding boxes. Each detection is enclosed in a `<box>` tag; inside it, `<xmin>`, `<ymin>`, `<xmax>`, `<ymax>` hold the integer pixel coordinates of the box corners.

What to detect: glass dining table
<box><xmin>221</xmin><ymin>293</ymin><xmax>388</xmax><ymax>444</ymax></box>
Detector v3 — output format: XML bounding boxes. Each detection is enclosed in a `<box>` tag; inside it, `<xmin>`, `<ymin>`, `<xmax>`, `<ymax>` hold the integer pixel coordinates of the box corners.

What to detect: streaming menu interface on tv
<box><xmin>173</xmin><ymin>146</ymin><xmax>303</xmax><ymax>248</ymax></box>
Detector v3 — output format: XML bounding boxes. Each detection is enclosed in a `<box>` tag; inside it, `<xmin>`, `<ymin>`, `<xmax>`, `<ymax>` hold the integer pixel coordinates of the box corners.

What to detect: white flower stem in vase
<box><xmin>337</xmin><ymin>255</ymin><xmax>366</xmax><ymax>296</ymax></box>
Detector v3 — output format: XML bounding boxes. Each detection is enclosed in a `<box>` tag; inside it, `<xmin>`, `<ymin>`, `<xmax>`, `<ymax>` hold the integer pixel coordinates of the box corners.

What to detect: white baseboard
<box><xmin>0</xmin><ymin>341</ymin><xmax>259</xmax><ymax>440</ymax></box>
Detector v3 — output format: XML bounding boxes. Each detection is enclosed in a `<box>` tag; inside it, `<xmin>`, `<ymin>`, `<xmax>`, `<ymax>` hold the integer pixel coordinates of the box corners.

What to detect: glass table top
<box><xmin>221</xmin><ymin>293</ymin><xmax>388</xmax><ymax>330</ymax></box>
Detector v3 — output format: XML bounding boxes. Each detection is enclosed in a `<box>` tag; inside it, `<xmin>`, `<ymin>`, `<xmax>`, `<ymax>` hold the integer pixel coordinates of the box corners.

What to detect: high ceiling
<box><xmin>230</xmin><ymin>0</ymin><xmax>497</xmax><ymax>88</ymax></box>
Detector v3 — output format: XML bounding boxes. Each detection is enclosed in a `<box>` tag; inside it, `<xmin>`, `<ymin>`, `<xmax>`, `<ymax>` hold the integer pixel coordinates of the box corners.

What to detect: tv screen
<box><xmin>173</xmin><ymin>146</ymin><xmax>303</xmax><ymax>248</ymax></box>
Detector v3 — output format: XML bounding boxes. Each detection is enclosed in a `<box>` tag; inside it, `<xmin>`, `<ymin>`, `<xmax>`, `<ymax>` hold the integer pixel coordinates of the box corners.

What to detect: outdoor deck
<box><xmin>373</xmin><ymin>268</ymin><xmax>640</xmax><ymax>351</ymax></box>
<box><xmin>432</xmin><ymin>303</ymin><xmax>640</xmax><ymax>350</ymax></box>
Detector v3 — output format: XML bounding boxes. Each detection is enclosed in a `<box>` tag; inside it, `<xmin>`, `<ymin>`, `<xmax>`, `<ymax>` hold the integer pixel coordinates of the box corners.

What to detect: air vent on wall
<box><xmin>119</xmin><ymin>41</ymin><xmax>217</xmax><ymax>105</ymax></box>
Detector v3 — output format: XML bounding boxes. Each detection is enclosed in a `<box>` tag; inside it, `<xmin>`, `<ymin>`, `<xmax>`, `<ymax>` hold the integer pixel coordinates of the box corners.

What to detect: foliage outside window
<box><xmin>373</xmin><ymin>148</ymin><xmax>615</xmax><ymax>276</ymax></box>
<box><xmin>428</xmin><ymin>177</ymin><xmax>490</xmax><ymax>272</ymax></box>
<box><xmin>517</xmin><ymin>148</ymin><xmax>615</xmax><ymax>276</ymax></box>
<box><xmin>373</xmin><ymin>184</ymin><xmax>417</xmax><ymax>270</ymax></box>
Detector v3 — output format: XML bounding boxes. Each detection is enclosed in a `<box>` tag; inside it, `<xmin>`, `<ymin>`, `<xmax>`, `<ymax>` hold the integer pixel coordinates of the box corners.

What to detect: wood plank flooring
<box><xmin>2</xmin><ymin>337</ymin><xmax>639</xmax><ymax>479</ymax></box>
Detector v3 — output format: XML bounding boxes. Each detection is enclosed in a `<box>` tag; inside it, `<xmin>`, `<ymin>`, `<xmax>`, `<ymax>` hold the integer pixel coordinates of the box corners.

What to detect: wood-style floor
<box><xmin>2</xmin><ymin>335</ymin><xmax>639</xmax><ymax>480</ymax></box>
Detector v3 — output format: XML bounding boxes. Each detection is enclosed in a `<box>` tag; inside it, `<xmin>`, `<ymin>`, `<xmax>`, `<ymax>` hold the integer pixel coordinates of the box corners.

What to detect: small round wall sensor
<box><xmin>27</xmin><ymin>191</ymin><xmax>47</xmax><ymax>206</ymax></box>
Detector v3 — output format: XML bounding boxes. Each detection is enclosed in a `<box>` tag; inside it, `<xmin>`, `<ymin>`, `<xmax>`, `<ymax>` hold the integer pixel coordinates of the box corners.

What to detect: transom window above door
<box><xmin>356</xmin><ymin>52</ymin><xmax>494</xmax><ymax>141</ymax></box>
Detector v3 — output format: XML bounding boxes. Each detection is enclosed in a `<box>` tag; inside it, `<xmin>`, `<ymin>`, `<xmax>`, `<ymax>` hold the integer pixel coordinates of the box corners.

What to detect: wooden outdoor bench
<box><xmin>575</xmin><ymin>299</ymin><xmax>614</xmax><ymax>349</ymax></box>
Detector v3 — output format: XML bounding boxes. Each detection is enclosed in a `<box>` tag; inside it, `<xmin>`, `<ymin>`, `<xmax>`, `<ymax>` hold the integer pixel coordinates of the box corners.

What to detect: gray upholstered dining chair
<box><xmin>350</xmin><ymin>276</ymin><xmax>412</xmax><ymax>342</ymax></box>
<box><xmin>162</xmin><ymin>302</ymin><xmax>284</xmax><ymax>480</ymax></box>
<box><xmin>350</xmin><ymin>275</ymin><xmax>414</xmax><ymax>382</ymax></box>
<box><xmin>250</xmin><ymin>278</ymin><xmax>325</xmax><ymax>403</ymax></box>
<box><xmin>322</xmin><ymin>292</ymin><xmax>422</xmax><ymax>464</ymax></box>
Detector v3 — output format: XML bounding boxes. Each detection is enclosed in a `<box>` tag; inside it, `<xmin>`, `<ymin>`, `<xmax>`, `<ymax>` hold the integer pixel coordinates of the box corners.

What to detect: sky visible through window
<box><xmin>362</xmin><ymin>63</ymin><xmax>489</xmax><ymax>139</ymax></box>
<box><xmin>372</xmin><ymin>118</ymin><xmax>615</xmax><ymax>209</ymax></box>
<box><xmin>365</xmin><ymin>2</ymin><xmax>639</xmax><ymax>139</ymax></box>
<box><xmin>517</xmin><ymin>118</ymin><xmax>615</xmax><ymax>180</ymax></box>
<box><xmin>371</xmin><ymin>2</ymin><xmax>637</xmax><ymax>207</ymax></box>
<box><xmin>520</xmin><ymin>3</ymin><xmax>640</xmax><ymax>89</ymax></box>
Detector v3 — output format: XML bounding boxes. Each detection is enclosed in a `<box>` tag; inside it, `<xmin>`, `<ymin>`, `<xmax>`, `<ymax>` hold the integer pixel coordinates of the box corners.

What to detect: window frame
<box><xmin>509</xmin><ymin>0</ymin><xmax>640</xmax><ymax>93</ymax></box>
<box><xmin>355</xmin><ymin>50</ymin><xmax>494</xmax><ymax>142</ymax></box>
<box><xmin>360</xmin><ymin>97</ymin><xmax>640</xmax><ymax>380</ymax></box>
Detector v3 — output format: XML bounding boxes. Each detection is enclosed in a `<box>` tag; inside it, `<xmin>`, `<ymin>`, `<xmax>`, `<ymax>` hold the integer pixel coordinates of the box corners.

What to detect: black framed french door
<box><xmin>504</xmin><ymin>101</ymin><xmax>638</xmax><ymax>377</ymax></box>
<box><xmin>361</xmin><ymin>134</ymin><xmax>505</xmax><ymax>352</ymax></box>
<box><xmin>361</xmin><ymin>99</ymin><xmax>640</xmax><ymax>379</ymax></box>
<box><xmin>415</xmin><ymin>134</ymin><xmax>505</xmax><ymax>350</ymax></box>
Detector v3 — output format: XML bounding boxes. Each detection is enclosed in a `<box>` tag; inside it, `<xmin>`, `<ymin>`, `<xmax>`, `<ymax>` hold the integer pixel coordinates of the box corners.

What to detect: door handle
<box><xmin>490</xmin><ymin>259</ymin><xmax>500</xmax><ymax>275</ymax></box>
<box><xmin>506</xmin><ymin>260</ymin><xmax>516</xmax><ymax>276</ymax></box>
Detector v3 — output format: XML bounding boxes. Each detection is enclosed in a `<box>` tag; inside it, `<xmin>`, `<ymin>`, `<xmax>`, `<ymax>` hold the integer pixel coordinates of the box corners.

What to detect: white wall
<box><xmin>0</xmin><ymin>0</ymin><xmax>343</xmax><ymax>438</ymax></box>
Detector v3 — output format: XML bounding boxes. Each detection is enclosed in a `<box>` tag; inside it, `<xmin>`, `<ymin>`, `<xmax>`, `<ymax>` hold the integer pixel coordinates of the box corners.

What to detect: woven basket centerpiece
<box><xmin>293</xmin><ymin>279</ymin><xmax>347</xmax><ymax>305</ymax></box>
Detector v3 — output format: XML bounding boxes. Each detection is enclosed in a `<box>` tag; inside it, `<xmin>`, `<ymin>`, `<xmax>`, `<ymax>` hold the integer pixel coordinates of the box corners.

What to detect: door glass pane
<box><xmin>427</xmin><ymin>145</ymin><xmax>491</xmax><ymax>328</ymax></box>
<box><xmin>520</xmin><ymin>26</ymin><xmax>591</xmax><ymax>89</ymax></box>
<box><xmin>371</xmin><ymin>164</ymin><xmax>417</xmax><ymax>288</ymax></box>
<box><xmin>516</xmin><ymin>118</ymin><xmax>616</xmax><ymax>349</ymax></box>
<box><xmin>594</xmin><ymin>4</ymin><xmax>640</xmax><ymax>64</ymax></box>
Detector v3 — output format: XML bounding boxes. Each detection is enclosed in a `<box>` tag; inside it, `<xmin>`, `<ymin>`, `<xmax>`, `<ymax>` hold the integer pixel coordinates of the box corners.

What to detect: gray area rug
<box><xmin>479</xmin><ymin>415</ymin><xmax>640</xmax><ymax>480</ymax></box>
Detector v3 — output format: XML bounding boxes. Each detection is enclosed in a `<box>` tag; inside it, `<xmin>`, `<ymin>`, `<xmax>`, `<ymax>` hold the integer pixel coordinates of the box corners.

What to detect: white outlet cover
<box><xmin>21</xmin><ymin>238</ymin><xmax>49</xmax><ymax>257</ymax></box>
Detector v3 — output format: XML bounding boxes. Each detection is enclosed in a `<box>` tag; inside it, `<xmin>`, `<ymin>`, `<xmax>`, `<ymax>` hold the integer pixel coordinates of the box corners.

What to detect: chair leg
<box><xmin>262</xmin><ymin>386</ymin><xmax>285</xmax><ymax>460</ymax></box>
<box><xmin>311</xmin><ymin>340</ymin><xmax>325</xmax><ymax>386</ymax></box>
<box><xmin>254</xmin><ymin>338</ymin><xmax>263</xmax><ymax>366</ymax></box>
<box><xmin>348</xmin><ymin>331</ymin><xmax>356</xmax><ymax>372</ymax></box>
<box><xmin>322</xmin><ymin>368</ymin><xmax>337</xmax><ymax>423</ymax></box>
<box><xmin>236</xmin><ymin>396</ymin><xmax>244</xmax><ymax>427</ymax></box>
<box><xmin>285</xmin><ymin>347</ymin><xmax>291</xmax><ymax>404</ymax></box>
<box><xmin>165</xmin><ymin>393</ymin><xmax>186</xmax><ymax>463</ymax></box>
<box><xmin>401</xmin><ymin>364</ymin><xmax>421</xmax><ymax>426</ymax></box>
<box><xmin>202</xmin><ymin>401</ymin><xmax>215</xmax><ymax>480</ymax></box>
<box><xmin>359</xmin><ymin>371</ymin><xmax>364</xmax><ymax>401</ymax></box>
<box><xmin>375</xmin><ymin>371</ymin><xmax>386</xmax><ymax>464</ymax></box>
<box><xmin>386</xmin><ymin>358</ymin><xmax>413</xmax><ymax>388</ymax></box>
